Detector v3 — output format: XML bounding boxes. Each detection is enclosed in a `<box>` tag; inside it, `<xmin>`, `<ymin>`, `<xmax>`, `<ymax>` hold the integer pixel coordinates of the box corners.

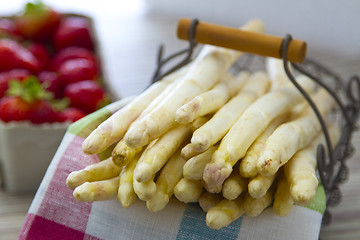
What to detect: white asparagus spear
<box><xmin>284</xmin><ymin>122</ymin><xmax>340</xmax><ymax>205</ymax></box>
<box><xmin>115</xmin><ymin>112</ymin><xmax>208</xmax><ymax>168</ymax></box>
<box><xmin>133</xmin><ymin>178</ymin><xmax>157</xmax><ymax>201</ymax></box>
<box><xmin>203</xmin><ymin>75</ymin><xmax>316</xmax><ymax>193</ymax></box>
<box><xmin>124</xmin><ymin>19</ymin><xmax>266</xmax><ymax>149</ymax></box>
<box><xmin>239</xmin><ymin>113</ymin><xmax>289</xmax><ymax>178</ymax></box>
<box><xmin>199</xmin><ymin>192</ymin><xmax>223</xmax><ymax>212</ymax></box>
<box><xmin>174</xmin><ymin>178</ymin><xmax>203</xmax><ymax>203</ymax></box>
<box><xmin>243</xmin><ymin>186</ymin><xmax>274</xmax><ymax>217</ymax></box>
<box><xmin>124</xmin><ymin>50</ymin><xmax>231</xmax><ymax>148</ymax></box>
<box><xmin>117</xmin><ymin>152</ymin><xmax>142</xmax><ymax>208</ymax></box>
<box><xmin>146</xmin><ymin>148</ymin><xmax>186</xmax><ymax>212</ymax></box>
<box><xmin>191</xmin><ymin>72</ymin><xmax>270</xmax><ymax>154</ymax></box>
<box><xmin>132</xmin><ymin>140</ymin><xmax>158</xmax><ymax>201</ymax></box>
<box><xmin>111</xmin><ymin>74</ymin><xmax>186</xmax><ymax>165</ymax></box>
<box><xmin>265</xmin><ymin>57</ymin><xmax>293</xmax><ymax>90</ymax></box>
<box><xmin>133</xmin><ymin>124</ymin><xmax>192</xmax><ymax>183</ymax></box>
<box><xmin>175</xmin><ymin>72</ymin><xmax>247</xmax><ymax>124</ymax></box>
<box><xmin>181</xmin><ymin>115</ymin><xmax>212</xmax><ymax>160</ymax></box>
<box><xmin>73</xmin><ymin>177</ymin><xmax>119</xmax><ymax>202</ymax></box>
<box><xmin>82</xmin><ymin>66</ymin><xmax>187</xmax><ymax>155</ymax></box>
<box><xmin>112</xmin><ymin>139</ymin><xmax>142</xmax><ymax>167</ymax></box>
<box><xmin>181</xmin><ymin>143</ymin><xmax>201</xmax><ymax>160</ymax></box>
<box><xmin>191</xmin><ymin>115</ymin><xmax>211</xmax><ymax>130</ymax></box>
<box><xmin>273</xmin><ymin>170</ymin><xmax>294</xmax><ymax>217</ymax></box>
<box><xmin>206</xmin><ymin>196</ymin><xmax>245</xmax><ymax>229</ymax></box>
<box><xmin>248</xmin><ymin>173</ymin><xmax>277</xmax><ymax>199</ymax></box>
<box><xmin>183</xmin><ymin>146</ymin><xmax>217</xmax><ymax>180</ymax></box>
<box><xmin>66</xmin><ymin>157</ymin><xmax>121</xmax><ymax>190</ymax></box>
<box><xmin>289</xmin><ymin>101</ymin><xmax>311</xmax><ymax>120</ymax></box>
<box><xmin>257</xmin><ymin>89</ymin><xmax>336</xmax><ymax>176</ymax></box>
<box><xmin>222</xmin><ymin>166</ymin><xmax>247</xmax><ymax>200</ymax></box>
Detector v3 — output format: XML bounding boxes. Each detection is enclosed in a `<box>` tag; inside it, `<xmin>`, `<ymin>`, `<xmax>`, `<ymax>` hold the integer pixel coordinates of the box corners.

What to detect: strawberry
<box><xmin>0</xmin><ymin>96</ymin><xmax>30</xmax><ymax>122</ymax></box>
<box><xmin>0</xmin><ymin>39</ymin><xmax>42</xmax><ymax>73</ymax></box>
<box><xmin>57</xmin><ymin>107</ymin><xmax>86</xmax><ymax>122</ymax></box>
<box><xmin>38</xmin><ymin>71</ymin><xmax>63</xmax><ymax>98</ymax></box>
<box><xmin>0</xmin><ymin>76</ymin><xmax>58</xmax><ymax>124</ymax></box>
<box><xmin>26</xmin><ymin>98</ymin><xmax>58</xmax><ymax>124</ymax></box>
<box><xmin>15</xmin><ymin>1</ymin><xmax>61</xmax><ymax>41</ymax></box>
<box><xmin>0</xmin><ymin>69</ymin><xmax>30</xmax><ymax>98</ymax></box>
<box><xmin>64</xmin><ymin>80</ymin><xmax>108</xmax><ymax>113</ymax></box>
<box><xmin>50</xmin><ymin>46</ymin><xmax>98</xmax><ymax>71</ymax></box>
<box><xmin>0</xmin><ymin>18</ymin><xmax>15</xmax><ymax>34</ymax></box>
<box><xmin>57</xmin><ymin>58</ymin><xmax>98</xmax><ymax>85</ymax></box>
<box><xmin>26</xmin><ymin>42</ymin><xmax>51</xmax><ymax>70</ymax></box>
<box><xmin>53</xmin><ymin>16</ymin><xmax>94</xmax><ymax>51</ymax></box>
<box><xmin>0</xmin><ymin>18</ymin><xmax>20</xmax><ymax>38</ymax></box>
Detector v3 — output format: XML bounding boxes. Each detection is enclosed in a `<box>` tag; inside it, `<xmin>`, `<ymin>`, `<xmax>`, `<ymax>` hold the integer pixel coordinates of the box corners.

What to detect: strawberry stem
<box><xmin>24</xmin><ymin>1</ymin><xmax>46</xmax><ymax>16</ymax></box>
<box><xmin>7</xmin><ymin>76</ymin><xmax>53</xmax><ymax>103</ymax></box>
<box><xmin>51</xmin><ymin>97</ymin><xmax>70</xmax><ymax>111</ymax></box>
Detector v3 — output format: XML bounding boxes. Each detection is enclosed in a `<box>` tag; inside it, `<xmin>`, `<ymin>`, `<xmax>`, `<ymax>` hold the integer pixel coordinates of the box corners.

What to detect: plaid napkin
<box><xmin>19</xmin><ymin>97</ymin><xmax>326</xmax><ymax>240</ymax></box>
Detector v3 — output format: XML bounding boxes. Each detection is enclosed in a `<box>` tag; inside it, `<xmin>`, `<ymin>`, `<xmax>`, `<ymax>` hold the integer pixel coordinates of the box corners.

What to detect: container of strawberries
<box><xmin>0</xmin><ymin>1</ymin><xmax>116</xmax><ymax>193</ymax></box>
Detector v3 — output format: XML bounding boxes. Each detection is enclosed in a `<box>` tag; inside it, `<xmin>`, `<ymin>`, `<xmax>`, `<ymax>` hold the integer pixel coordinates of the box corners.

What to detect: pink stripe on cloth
<box><xmin>20</xmin><ymin>134</ymin><xmax>101</xmax><ymax>239</ymax></box>
<box><xmin>18</xmin><ymin>213</ymin><xmax>101</xmax><ymax>240</ymax></box>
<box><xmin>83</xmin><ymin>233</ymin><xmax>103</xmax><ymax>240</ymax></box>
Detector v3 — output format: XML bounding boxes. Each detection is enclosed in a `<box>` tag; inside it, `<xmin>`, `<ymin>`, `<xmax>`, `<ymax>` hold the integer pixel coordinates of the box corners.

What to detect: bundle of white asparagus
<box><xmin>66</xmin><ymin>19</ymin><xmax>341</xmax><ymax>229</ymax></box>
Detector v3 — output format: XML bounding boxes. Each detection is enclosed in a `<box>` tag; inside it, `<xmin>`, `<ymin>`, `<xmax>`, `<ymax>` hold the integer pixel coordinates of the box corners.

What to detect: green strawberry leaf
<box><xmin>7</xmin><ymin>80</ymin><xmax>23</xmax><ymax>96</ymax></box>
<box><xmin>50</xmin><ymin>97</ymin><xmax>70</xmax><ymax>111</ymax></box>
<box><xmin>7</xmin><ymin>76</ymin><xmax>54</xmax><ymax>103</ymax></box>
<box><xmin>23</xmin><ymin>1</ymin><xmax>47</xmax><ymax>17</ymax></box>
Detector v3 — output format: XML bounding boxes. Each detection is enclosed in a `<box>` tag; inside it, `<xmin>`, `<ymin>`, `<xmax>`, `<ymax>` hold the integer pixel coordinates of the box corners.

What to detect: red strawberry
<box><xmin>0</xmin><ymin>69</ymin><xmax>30</xmax><ymax>98</ymax></box>
<box><xmin>53</xmin><ymin>16</ymin><xmax>94</xmax><ymax>51</ymax></box>
<box><xmin>64</xmin><ymin>80</ymin><xmax>107</xmax><ymax>113</ymax></box>
<box><xmin>26</xmin><ymin>42</ymin><xmax>51</xmax><ymax>69</ymax></box>
<box><xmin>57</xmin><ymin>107</ymin><xmax>86</xmax><ymax>122</ymax></box>
<box><xmin>0</xmin><ymin>96</ymin><xmax>29</xmax><ymax>122</ymax></box>
<box><xmin>0</xmin><ymin>39</ymin><xmax>42</xmax><ymax>73</ymax></box>
<box><xmin>57</xmin><ymin>58</ymin><xmax>97</xmax><ymax>85</ymax></box>
<box><xmin>0</xmin><ymin>77</ymin><xmax>58</xmax><ymax>124</ymax></box>
<box><xmin>15</xmin><ymin>1</ymin><xmax>61</xmax><ymax>41</ymax></box>
<box><xmin>0</xmin><ymin>18</ymin><xmax>20</xmax><ymax>37</ymax></box>
<box><xmin>38</xmin><ymin>71</ymin><xmax>63</xmax><ymax>98</ymax></box>
<box><xmin>51</xmin><ymin>46</ymin><xmax>98</xmax><ymax>71</ymax></box>
<box><xmin>26</xmin><ymin>98</ymin><xmax>58</xmax><ymax>124</ymax></box>
<box><xmin>0</xmin><ymin>18</ymin><xmax>15</xmax><ymax>34</ymax></box>
<box><xmin>0</xmin><ymin>19</ymin><xmax>23</xmax><ymax>42</ymax></box>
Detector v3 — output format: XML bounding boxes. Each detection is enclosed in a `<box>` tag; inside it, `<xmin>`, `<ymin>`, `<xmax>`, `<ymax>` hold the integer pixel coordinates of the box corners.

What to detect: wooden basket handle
<box><xmin>177</xmin><ymin>18</ymin><xmax>307</xmax><ymax>63</ymax></box>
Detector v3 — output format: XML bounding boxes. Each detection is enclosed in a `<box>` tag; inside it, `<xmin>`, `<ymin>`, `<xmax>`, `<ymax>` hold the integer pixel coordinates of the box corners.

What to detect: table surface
<box><xmin>0</xmin><ymin>1</ymin><xmax>359</xmax><ymax>239</ymax></box>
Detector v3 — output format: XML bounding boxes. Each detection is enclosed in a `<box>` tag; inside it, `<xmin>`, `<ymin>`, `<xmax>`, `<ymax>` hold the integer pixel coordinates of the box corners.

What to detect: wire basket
<box><xmin>150</xmin><ymin>18</ymin><xmax>360</xmax><ymax>225</ymax></box>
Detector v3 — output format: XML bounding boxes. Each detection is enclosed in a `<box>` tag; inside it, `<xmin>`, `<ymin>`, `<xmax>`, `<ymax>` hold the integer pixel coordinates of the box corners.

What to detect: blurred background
<box><xmin>0</xmin><ymin>0</ymin><xmax>359</xmax><ymax>239</ymax></box>
<box><xmin>1</xmin><ymin>0</ymin><xmax>359</xmax><ymax>98</ymax></box>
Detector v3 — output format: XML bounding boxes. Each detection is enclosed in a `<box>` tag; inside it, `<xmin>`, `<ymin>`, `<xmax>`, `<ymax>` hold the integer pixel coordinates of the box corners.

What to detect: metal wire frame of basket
<box><xmin>150</xmin><ymin>19</ymin><xmax>360</xmax><ymax>226</ymax></box>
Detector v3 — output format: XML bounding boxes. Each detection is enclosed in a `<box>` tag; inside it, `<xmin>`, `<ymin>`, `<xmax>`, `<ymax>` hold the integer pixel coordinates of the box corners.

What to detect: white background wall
<box><xmin>147</xmin><ymin>0</ymin><xmax>360</xmax><ymax>59</ymax></box>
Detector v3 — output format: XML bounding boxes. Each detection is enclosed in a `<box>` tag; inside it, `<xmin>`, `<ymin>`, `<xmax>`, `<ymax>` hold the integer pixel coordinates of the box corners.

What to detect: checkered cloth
<box><xmin>19</xmin><ymin>98</ymin><xmax>326</xmax><ymax>240</ymax></box>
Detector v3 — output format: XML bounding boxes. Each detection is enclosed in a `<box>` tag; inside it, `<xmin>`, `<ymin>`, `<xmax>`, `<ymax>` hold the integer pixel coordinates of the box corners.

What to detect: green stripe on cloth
<box><xmin>67</xmin><ymin>98</ymin><xmax>133</xmax><ymax>161</ymax></box>
<box><xmin>68</xmin><ymin>108</ymin><xmax>114</xmax><ymax>161</ymax></box>
<box><xmin>68</xmin><ymin>108</ymin><xmax>112</xmax><ymax>138</ymax></box>
<box><xmin>305</xmin><ymin>184</ymin><xmax>326</xmax><ymax>215</ymax></box>
<box><xmin>176</xmin><ymin>203</ymin><xmax>243</xmax><ymax>240</ymax></box>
